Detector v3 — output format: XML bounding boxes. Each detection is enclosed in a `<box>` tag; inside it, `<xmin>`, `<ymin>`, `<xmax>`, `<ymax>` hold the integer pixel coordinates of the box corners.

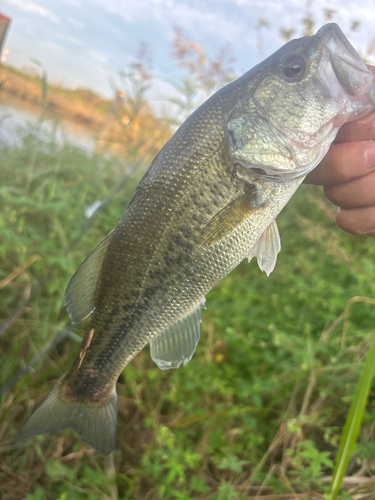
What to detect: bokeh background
<box><xmin>1</xmin><ymin>1</ymin><xmax>375</xmax><ymax>499</ymax></box>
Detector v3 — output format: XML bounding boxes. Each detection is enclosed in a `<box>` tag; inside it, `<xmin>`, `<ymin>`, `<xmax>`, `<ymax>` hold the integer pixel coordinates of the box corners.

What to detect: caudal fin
<box><xmin>17</xmin><ymin>374</ymin><xmax>117</xmax><ymax>455</ymax></box>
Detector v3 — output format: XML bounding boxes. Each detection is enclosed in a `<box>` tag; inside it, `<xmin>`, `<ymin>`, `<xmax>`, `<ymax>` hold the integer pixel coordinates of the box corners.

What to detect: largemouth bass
<box><xmin>18</xmin><ymin>24</ymin><xmax>375</xmax><ymax>455</ymax></box>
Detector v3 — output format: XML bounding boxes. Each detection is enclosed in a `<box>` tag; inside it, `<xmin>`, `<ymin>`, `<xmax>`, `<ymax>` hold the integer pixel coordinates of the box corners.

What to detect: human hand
<box><xmin>305</xmin><ymin>66</ymin><xmax>375</xmax><ymax>235</ymax></box>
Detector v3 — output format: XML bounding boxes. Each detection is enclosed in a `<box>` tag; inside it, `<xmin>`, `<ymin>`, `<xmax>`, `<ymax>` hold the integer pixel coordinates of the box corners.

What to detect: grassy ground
<box><xmin>0</xmin><ymin>122</ymin><xmax>375</xmax><ymax>500</ymax></box>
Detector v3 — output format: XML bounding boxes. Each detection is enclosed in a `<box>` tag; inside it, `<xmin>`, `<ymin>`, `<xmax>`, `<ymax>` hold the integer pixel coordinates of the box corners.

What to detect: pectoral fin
<box><xmin>64</xmin><ymin>231</ymin><xmax>113</xmax><ymax>324</ymax></box>
<box><xmin>248</xmin><ymin>220</ymin><xmax>281</xmax><ymax>276</ymax></box>
<box><xmin>150</xmin><ymin>298</ymin><xmax>206</xmax><ymax>370</ymax></box>
<box><xmin>198</xmin><ymin>187</ymin><xmax>258</xmax><ymax>248</ymax></box>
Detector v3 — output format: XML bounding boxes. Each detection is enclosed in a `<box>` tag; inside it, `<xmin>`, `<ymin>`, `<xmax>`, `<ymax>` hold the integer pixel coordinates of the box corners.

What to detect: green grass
<box><xmin>329</xmin><ymin>327</ymin><xmax>375</xmax><ymax>500</ymax></box>
<box><xmin>1</xmin><ymin>126</ymin><xmax>375</xmax><ymax>499</ymax></box>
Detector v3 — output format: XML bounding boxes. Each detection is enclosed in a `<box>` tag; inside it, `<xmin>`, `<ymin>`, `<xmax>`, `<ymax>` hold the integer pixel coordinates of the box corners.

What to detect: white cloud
<box><xmin>67</xmin><ymin>16</ymin><xmax>85</xmax><ymax>29</ymax></box>
<box><xmin>89</xmin><ymin>50</ymin><xmax>108</xmax><ymax>63</ymax></box>
<box><xmin>58</xmin><ymin>34</ymin><xmax>84</xmax><ymax>46</ymax></box>
<box><xmin>91</xmin><ymin>0</ymin><xmax>244</xmax><ymax>43</ymax></box>
<box><xmin>5</xmin><ymin>0</ymin><xmax>375</xmax><ymax>100</ymax></box>
<box><xmin>45</xmin><ymin>40</ymin><xmax>62</xmax><ymax>50</ymax></box>
<box><xmin>59</xmin><ymin>0</ymin><xmax>81</xmax><ymax>5</ymax></box>
<box><xmin>4</xmin><ymin>0</ymin><xmax>60</xmax><ymax>23</ymax></box>
<box><xmin>88</xmin><ymin>0</ymin><xmax>375</xmax><ymax>63</ymax></box>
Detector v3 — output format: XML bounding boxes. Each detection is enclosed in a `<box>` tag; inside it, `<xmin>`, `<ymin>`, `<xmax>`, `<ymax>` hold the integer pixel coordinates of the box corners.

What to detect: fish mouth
<box><xmin>276</xmin><ymin>24</ymin><xmax>375</xmax><ymax>179</ymax></box>
<box><xmin>227</xmin><ymin>24</ymin><xmax>375</xmax><ymax>184</ymax></box>
<box><xmin>316</xmin><ymin>23</ymin><xmax>375</xmax><ymax>109</ymax></box>
<box><xmin>317</xmin><ymin>24</ymin><xmax>369</xmax><ymax>84</ymax></box>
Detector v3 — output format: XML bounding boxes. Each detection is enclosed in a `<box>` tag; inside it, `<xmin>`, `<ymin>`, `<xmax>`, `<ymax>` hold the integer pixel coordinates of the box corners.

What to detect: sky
<box><xmin>2</xmin><ymin>0</ymin><xmax>375</xmax><ymax>101</ymax></box>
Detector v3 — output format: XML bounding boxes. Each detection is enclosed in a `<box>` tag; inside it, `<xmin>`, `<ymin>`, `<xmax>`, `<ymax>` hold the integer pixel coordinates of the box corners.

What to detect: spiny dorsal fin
<box><xmin>248</xmin><ymin>220</ymin><xmax>281</xmax><ymax>276</ymax></box>
<box><xmin>150</xmin><ymin>298</ymin><xmax>206</xmax><ymax>370</ymax></box>
<box><xmin>64</xmin><ymin>231</ymin><xmax>113</xmax><ymax>324</ymax></box>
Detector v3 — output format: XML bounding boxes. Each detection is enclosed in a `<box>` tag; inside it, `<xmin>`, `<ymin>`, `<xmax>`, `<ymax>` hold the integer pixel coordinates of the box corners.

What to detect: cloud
<box><xmin>45</xmin><ymin>40</ymin><xmax>62</xmax><ymax>50</ymax></box>
<box><xmin>5</xmin><ymin>0</ymin><xmax>375</xmax><ymax>101</ymax></box>
<box><xmin>60</xmin><ymin>0</ymin><xmax>81</xmax><ymax>5</ymax></box>
<box><xmin>67</xmin><ymin>16</ymin><xmax>85</xmax><ymax>29</ymax></box>
<box><xmin>4</xmin><ymin>0</ymin><xmax>60</xmax><ymax>23</ymax></box>
<box><xmin>91</xmin><ymin>0</ymin><xmax>245</xmax><ymax>43</ymax></box>
<box><xmin>57</xmin><ymin>34</ymin><xmax>84</xmax><ymax>46</ymax></box>
<box><xmin>89</xmin><ymin>50</ymin><xmax>108</xmax><ymax>64</ymax></box>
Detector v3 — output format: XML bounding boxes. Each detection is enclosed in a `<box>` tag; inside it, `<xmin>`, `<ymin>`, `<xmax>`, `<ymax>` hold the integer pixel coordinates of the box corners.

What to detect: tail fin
<box><xmin>17</xmin><ymin>374</ymin><xmax>117</xmax><ymax>455</ymax></box>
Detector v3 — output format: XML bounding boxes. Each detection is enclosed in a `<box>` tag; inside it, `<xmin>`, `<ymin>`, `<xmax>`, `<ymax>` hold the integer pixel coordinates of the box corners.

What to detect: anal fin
<box><xmin>150</xmin><ymin>298</ymin><xmax>206</xmax><ymax>370</ymax></box>
<box><xmin>248</xmin><ymin>220</ymin><xmax>281</xmax><ymax>276</ymax></box>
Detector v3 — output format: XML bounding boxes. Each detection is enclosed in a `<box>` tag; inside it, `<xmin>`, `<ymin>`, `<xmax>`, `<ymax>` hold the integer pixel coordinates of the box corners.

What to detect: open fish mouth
<box><xmin>316</xmin><ymin>24</ymin><xmax>375</xmax><ymax>124</ymax></box>
<box><xmin>317</xmin><ymin>23</ymin><xmax>375</xmax><ymax>99</ymax></box>
<box><xmin>283</xmin><ymin>24</ymin><xmax>375</xmax><ymax>148</ymax></box>
<box><xmin>243</xmin><ymin>24</ymin><xmax>375</xmax><ymax>182</ymax></box>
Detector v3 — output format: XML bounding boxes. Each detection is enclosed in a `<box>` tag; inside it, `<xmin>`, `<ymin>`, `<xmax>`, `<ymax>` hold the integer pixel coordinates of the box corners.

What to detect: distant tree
<box><xmin>169</xmin><ymin>27</ymin><xmax>236</xmax><ymax>124</ymax></box>
<box><xmin>323</xmin><ymin>8</ymin><xmax>335</xmax><ymax>22</ymax></box>
<box><xmin>280</xmin><ymin>28</ymin><xmax>296</xmax><ymax>43</ymax></box>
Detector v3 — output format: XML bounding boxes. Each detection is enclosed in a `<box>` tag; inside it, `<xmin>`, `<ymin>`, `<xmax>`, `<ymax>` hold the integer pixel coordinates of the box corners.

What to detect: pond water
<box><xmin>0</xmin><ymin>97</ymin><xmax>96</xmax><ymax>155</ymax></box>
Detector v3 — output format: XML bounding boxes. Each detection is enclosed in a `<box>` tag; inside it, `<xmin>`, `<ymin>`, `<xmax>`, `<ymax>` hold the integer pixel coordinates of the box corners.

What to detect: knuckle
<box><xmin>324</xmin><ymin>185</ymin><xmax>340</xmax><ymax>206</ymax></box>
<box><xmin>335</xmin><ymin>209</ymin><xmax>362</xmax><ymax>235</ymax></box>
<box><xmin>332</xmin><ymin>145</ymin><xmax>348</xmax><ymax>183</ymax></box>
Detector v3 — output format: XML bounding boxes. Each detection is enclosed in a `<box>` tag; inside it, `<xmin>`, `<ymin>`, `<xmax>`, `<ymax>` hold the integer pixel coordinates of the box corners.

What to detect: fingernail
<box><xmin>364</xmin><ymin>142</ymin><xmax>375</xmax><ymax>170</ymax></box>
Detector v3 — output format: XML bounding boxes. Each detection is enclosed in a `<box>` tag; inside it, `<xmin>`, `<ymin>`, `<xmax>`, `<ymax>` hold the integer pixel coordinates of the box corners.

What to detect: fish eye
<box><xmin>279</xmin><ymin>54</ymin><xmax>309</xmax><ymax>81</ymax></box>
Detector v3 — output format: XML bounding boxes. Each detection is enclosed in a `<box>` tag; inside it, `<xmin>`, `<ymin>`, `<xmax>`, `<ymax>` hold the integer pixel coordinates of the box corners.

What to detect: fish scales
<box><xmin>17</xmin><ymin>24</ymin><xmax>375</xmax><ymax>455</ymax></box>
<box><xmin>76</xmin><ymin>91</ymin><xmax>255</xmax><ymax>384</ymax></box>
<box><xmin>58</xmin><ymin>90</ymin><xmax>244</xmax><ymax>396</ymax></box>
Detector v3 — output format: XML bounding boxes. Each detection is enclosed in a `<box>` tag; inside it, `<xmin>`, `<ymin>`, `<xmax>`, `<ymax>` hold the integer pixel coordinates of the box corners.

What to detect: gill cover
<box><xmin>226</xmin><ymin>23</ymin><xmax>375</xmax><ymax>183</ymax></box>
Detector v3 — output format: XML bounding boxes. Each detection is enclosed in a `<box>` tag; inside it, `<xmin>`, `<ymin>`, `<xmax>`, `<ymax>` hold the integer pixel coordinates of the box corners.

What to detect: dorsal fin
<box><xmin>64</xmin><ymin>231</ymin><xmax>113</xmax><ymax>324</ymax></box>
<box><xmin>248</xmin><ymin>220</ymin><xmax>281</xmax><ymax>276</ymax></box>
<box><xmin>150</xmin><ymin>298</ymin><xmax>206</xmax><ymax>370</ymax></box>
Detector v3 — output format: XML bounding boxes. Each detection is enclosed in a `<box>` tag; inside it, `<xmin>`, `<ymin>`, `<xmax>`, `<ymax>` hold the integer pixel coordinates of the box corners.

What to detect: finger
<box><xmin>334</xmin><ymin>111</ymin><xmax>375</xmax><ymax>144</ymax></box>
<box><xmin>305</xmin><ymin>140</ymin><xmax>375</xmax><ymax>186</ymax></box>
<box><xmin>336</xmin><ymin>206</ymin><xmax>375</xmax><ymax>235</ymax></box>
<box><xmin>324</xmin><ymin>170</ymin><xmax>375</xmax><ymax>209</ymax></box>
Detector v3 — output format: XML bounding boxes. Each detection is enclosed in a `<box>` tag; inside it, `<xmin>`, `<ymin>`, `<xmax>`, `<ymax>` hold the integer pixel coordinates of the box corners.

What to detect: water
<box><xmin>0</xmin><ymin>99</ymin><xmax>96</xmax><ymax>154</ymax></box>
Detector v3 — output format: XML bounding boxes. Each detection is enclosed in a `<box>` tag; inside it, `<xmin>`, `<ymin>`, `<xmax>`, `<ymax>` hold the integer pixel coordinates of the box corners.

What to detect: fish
<box><xmin>18</xmin><ymin>23</ymin><xmax>375</xmax><ymax>455</ymax></box>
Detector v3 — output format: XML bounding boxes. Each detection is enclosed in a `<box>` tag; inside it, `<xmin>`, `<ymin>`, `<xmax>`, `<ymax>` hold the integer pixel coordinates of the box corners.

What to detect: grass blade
<box><xmin>328</xmin><ymin>333</ymin><xmax>375</xmax><ymax>500</ymax></box>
